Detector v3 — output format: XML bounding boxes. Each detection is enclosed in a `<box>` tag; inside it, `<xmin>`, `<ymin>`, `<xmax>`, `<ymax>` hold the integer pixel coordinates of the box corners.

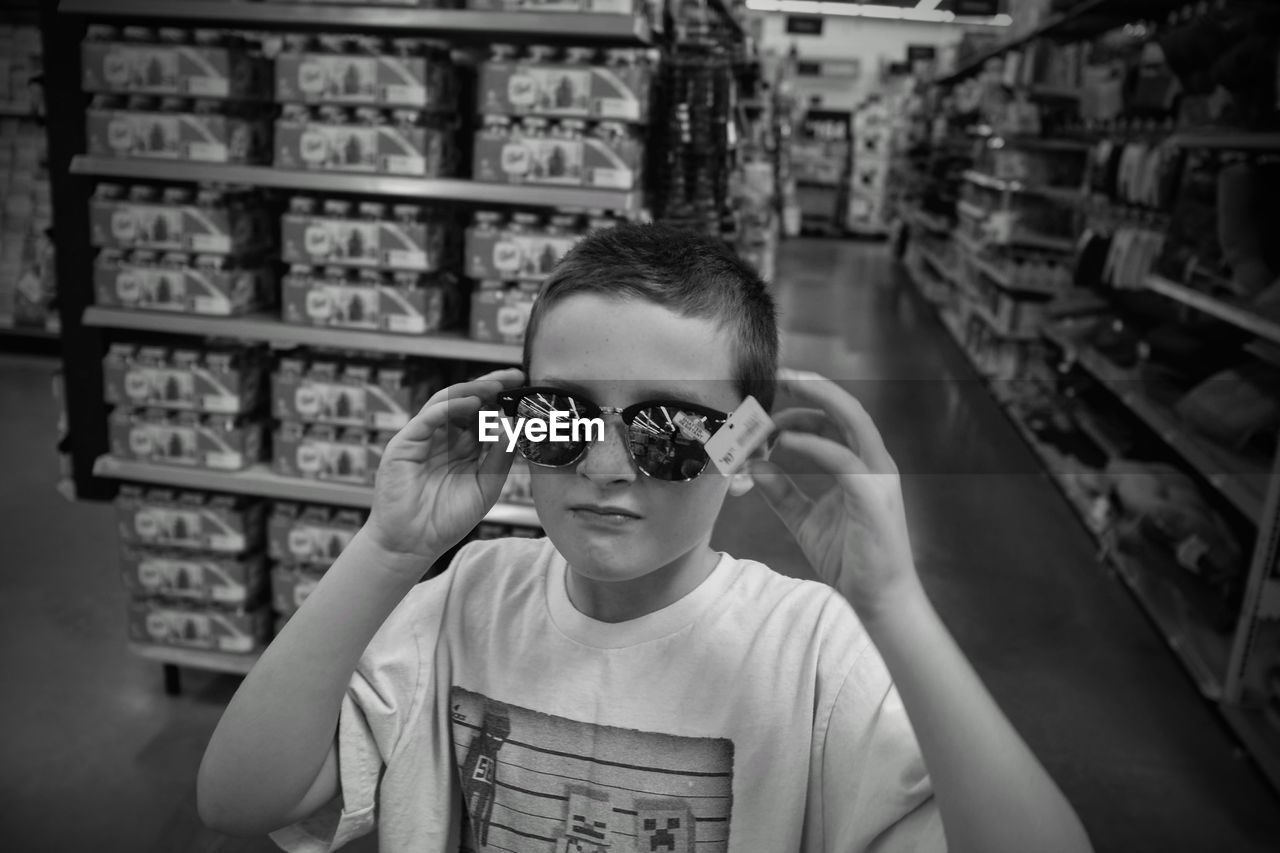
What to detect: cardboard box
<box><xmin>281</xmin><ymin>212</ymin><xmax>445</xmax><ymax>271</ymax></box>
<box><xmin>281</xmin><ymin>267</ymin><xmax>456</xmax><ymax>335</ymax></box>
<box><xmin>94</xmin><ymin>251</ymin><xmax>273</xmax><ymax>316</ymax></box>
<box><xmin>469</xmin><ymin>283</ymin><xmax>537</xmax><ymax>345</ymax></box>
<box><xmin>274</xmin><ymin>115</ymin><xmax>452</xmax><ymax>176</ymax></box>
<box><xmin>268</xmin><ymin>502</ymin><xmax>366</xmax><ymax>567</ymax></box>
<box><xmin>270</xmin><ymin>564</ymin><xmax>327</xmax><ymax>617</ymax></box>
<box><xmin>276</xmin><ymin>52</ymin><xmax>455</xmax><ymax>110</ymax></box>
<box><xmin>120</xmin><ymin>545</ymin><xmax>267</xmax><ymax>607</ymax></box>
<box><xmin>116</xmin><ymin>485</ymin><xmax>265</xmax><ymax>554</ymax></box>
<box><xmin>86</xmin><ymin>104</ymin><xmax>271</xmax><ymax>163</ymax></box>
<box><xmin>272</xmin><ymin>354</ymin><xmax>434</xmax><ymax>430</ymax></box>
<box><xmin>472</xmin><ymin>125</ymin><xmax>642</xmax><ymax>189</ymax></box>
<box><xmin>272</xmin><ymin>422</ymin><xmax>392</xmax><ymax>485</ymax></box>
<box><xmin>127</xmin><ymin>599</ymin><xmax>269</xmax><ymax>654</ymax></box>
<box><xmin>465</xmin><ymin>223</ymin><xmax>579</xmax><ymax>281</ymax></box>
<box><xmin>109</xmin><ymin>408</ymin><xmax>264</xmax><ymax>471</ymax></box>
<box><xmin>90</xmin><ymin>192</ymin><xmax>270</xmax><ymax>254</ymax></box>
<box><xmin>81</xmin><ymin>41</ymin><xmax>270</xmax><ymax>99</ymax></box>
<box><xmin>478</xmin><ymin>56</ymin><xmax>651</xmax><ymax>122</ymax></box>
<box><xmin>103</xmin><ymin>342</ymin><xmax>267</xmax><ymax>414</ymax></box>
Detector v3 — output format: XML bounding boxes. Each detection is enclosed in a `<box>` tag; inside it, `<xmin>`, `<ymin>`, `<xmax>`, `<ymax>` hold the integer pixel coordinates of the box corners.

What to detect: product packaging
<box><xmin>469</xmin><ymin>280</ymin><xmax>539</xmax><ymax>344</ymax></box>
<box><xmin>272</xmin><ymin>352</ymin><xmax>436</xmax><ymax>431</ymax></box>
<box><xmin>81</xmin><ymin>33</ymin><xmax>271</xmax><ymax>100</ymax></box>
<box><xmin>477</xmin><ymin>45</ymin><xmax>652</xmax><ymax>122</ymax></box>
<box><xmin>466</xmin><ymin>0</ymin><xmax>639</xmax><ymax>12</ymax></box>
<box><xmin>109</xmin><ymin>408</ymin><xmax>264</xmax><ymax>471</ymax></box>
<box><xmin>103</xmin><ymin>341</ymin><xmax>268</xmax><ymax>414</ymax></box>
<box><xmin>472</xmin><ymin>116</ymin><xmax>643</xmax><ymax>189</ymax></box>
<box><xmin>270</xmin><ymin>564</ymin><xmax>327</xmax><ymax>617</ymax></box>
<box><xmin>274</xmin><ymin>105</ymin><xmax>454</xmax><ymax>176</ymax></box>
<box><xmin>120</xmin><ymin>544</ymin><xmax>267</xmax><ymax>608</ymax></box>
<box><xmin>90</xmin><ymin>183</ymin><xmax>271</xmax><ymax>254</ymax></box>
<box><xmin>281</xmin><ymin>196</ymin><xmax>446</xmax><ymax>271</ymax></box>
<box><xmin>127</xmin><ymin>599</ymin><xmax>270</xmax><ymax>653</ymax></box>
<box><xmin>465</xmin><ymin>210</ymin><xmax>593</xmax><ymax>280</ymax></box>
<box><xmin>275</xmin><ymin>39</ymin><xmax>456</xmax><ymax>110</ymax></box>
<box><xmin>268</xmin><ymin>501</ymin><xmax>366</xmax><ymax>567</ymax></box>
<box><xmin>272</xmin><ymin>421</ymin><xmax>393</xmax><ymax>485</ymax></box>
<box><xmin>116</xmin><ymin>485</ymin><xmax>265</xmax><ymax>554</ymax></box>
<box><xmin>94</xmin><ymin>249</ymin><xmax>274</xmax><ymax>316</ymax></box>
<box><xmin>281</xmin><ymin>265</ymin><xmax>457</xmax><ymax>334</ymax></box>
<box><xmin>86</xmin><ymin>95</ymin><xmax>272</xmax><ymax>163</ymax></box>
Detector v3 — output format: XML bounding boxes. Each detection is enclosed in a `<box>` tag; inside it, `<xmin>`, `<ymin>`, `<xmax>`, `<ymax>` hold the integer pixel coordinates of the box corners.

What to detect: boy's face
<box><xmin>526</xmin><ymin>293</ymin><xmax>750</xmax><ymax>585</ymax></box>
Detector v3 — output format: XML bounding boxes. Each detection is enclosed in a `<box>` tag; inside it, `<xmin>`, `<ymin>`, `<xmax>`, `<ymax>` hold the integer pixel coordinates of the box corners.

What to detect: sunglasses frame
<box><xmin>496</xmin><ymin>385</ymin><xmax>730</xmax><ymax>482</ymax></box>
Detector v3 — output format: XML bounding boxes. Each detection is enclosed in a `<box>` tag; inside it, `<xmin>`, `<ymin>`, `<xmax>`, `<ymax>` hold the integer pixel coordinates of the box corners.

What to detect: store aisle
<box><xmin>2</xmin><ymin>239</ymin><xmax>1278</xmax><ymax>852</ymax></box>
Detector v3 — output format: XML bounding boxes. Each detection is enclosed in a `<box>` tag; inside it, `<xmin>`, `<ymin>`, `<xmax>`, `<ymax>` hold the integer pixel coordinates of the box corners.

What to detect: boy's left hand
<box><xmin>748</xmin><ymin>368</ymin><xmax>925</xmax><ymax>627</ymax></box>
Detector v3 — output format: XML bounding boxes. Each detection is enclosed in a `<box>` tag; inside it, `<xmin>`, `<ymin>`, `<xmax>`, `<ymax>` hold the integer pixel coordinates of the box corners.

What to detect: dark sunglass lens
<box><xmin>628</xmin><ymin>406</ymin><xmax>711</xmax><ymax>481</ymax></box>
<box><xmin>515</xmin><ymin>391</ymin><xmax>585</xmax><ymax>467</ymax></box>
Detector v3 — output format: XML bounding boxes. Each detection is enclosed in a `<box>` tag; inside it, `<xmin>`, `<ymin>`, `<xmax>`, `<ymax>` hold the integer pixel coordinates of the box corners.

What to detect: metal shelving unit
<box><xmin>70</xmin><ymin>157</ymin><xmax>645</xmax><ymax>213</ymax></box>
<box><xmin>94</xmin><ymin>456</ymin><xmax>541</xmax><ymax>527</ymax></box>
<box><xmin>1167</xmin><ymin>132</ymin><xmax>1280</xmax><ymax>153</ymax></box>
<box><xmin>1143</xmin><ymin>275</ymin><xmax>1280</xmax><ymax>347</ymax></box>
<box><xmin>962</xmin><ymin>170</ymin><xmax>1084</xmax><ymax>206</ymax></box>
<box><xmin>83</xmin><ymin>307</ymin><xmax>523</xmax><ymax>365</ymax></box>
<box><xmin>59</xmin><ymin>0</ymin><xmax>654</xmax><ymax>44</ymax></box>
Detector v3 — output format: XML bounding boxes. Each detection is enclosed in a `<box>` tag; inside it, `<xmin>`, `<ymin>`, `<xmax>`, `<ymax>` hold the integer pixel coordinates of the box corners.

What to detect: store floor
<box><xmin>3</xmin><ymin>239</ymin><xmax>1279</xmax><ymax>852</ymax></box>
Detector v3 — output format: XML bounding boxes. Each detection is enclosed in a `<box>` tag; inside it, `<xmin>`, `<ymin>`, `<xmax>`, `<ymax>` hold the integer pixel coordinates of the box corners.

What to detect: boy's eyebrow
<box><xmin>536</xmin><ymin>377</ymin><xmax>719</xmax><ymax>408</ymax></box>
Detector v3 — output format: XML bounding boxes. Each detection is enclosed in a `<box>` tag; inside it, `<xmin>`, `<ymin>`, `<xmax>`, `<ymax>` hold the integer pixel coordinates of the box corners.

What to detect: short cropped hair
<box><xmin>521</xmin><ymin>223</ymin><xmax>779</xmax><ymax>411</ymax></box>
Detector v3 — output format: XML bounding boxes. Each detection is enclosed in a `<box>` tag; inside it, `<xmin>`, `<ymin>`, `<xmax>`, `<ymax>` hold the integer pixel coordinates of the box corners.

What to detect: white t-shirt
<box><xmin>271</xmin><ymin>536</ymin><xmax>944</xmax><ymax>853</ymax></box>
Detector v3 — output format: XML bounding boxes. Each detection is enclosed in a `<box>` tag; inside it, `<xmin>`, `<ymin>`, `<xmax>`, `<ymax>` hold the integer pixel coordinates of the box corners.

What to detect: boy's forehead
<box><xmin>533</xmin><ymin>375</ymin><xmax>731</xmax><ymax>407</ymax></box>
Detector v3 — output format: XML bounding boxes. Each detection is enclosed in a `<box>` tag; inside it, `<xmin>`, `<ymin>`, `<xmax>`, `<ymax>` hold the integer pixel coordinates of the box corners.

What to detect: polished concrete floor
<box><xmin>2</xmin><ymin>239</ymin><xmax>1278</xmax><ymax>852</ymax></box>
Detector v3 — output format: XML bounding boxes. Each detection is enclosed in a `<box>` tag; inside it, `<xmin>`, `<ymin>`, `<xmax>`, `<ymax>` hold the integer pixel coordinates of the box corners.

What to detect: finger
<box><xmin>776</xmin><ymin>369</ymin><xmax>893</xmax><ymax>472</ymax></box>
<box><xmin>746</xmin><ymin>458</ymin><xmax>814</xmax><ymax>537</ymax></box>
<box><xmin>394</xmin><ymin>394</ymin><xmax>484</xmax><ymax>448</ymax></box>
<box><xmin>771</xmin><ymin>407</ymin><xmax>849</xmax><ymax>449</ymax></box>
<box><xmin>424</xmin><ymin>368</ymin><xmax>526</xmax><ymax>408</ymax></box>
<box><xmin>773</xmin><ymin>431</ymin><xmax>870</xmax><ymax>479</ymax></box>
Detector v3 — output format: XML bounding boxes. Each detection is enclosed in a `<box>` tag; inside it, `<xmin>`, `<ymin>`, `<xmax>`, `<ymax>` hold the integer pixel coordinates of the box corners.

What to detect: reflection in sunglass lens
<box><xmin>515</xmin><ymin>391</ymin><xmax>586</xmax><ymax>467</ymax></box>
<box><xmin>628</xmin><ymin>405</ymin><xmax>710</xmax><ymax>482</ymax></box>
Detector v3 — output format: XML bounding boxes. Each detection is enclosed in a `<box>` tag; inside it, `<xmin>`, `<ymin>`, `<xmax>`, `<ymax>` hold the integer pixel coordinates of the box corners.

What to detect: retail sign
<box><xmin>953</xmin><ymin>0</ymin><xmax>999</xmax><ymax>15</ymax></box>
<box><xmin>907</xmin><ymin>45</ymin><xmax>937</xmax><ymax>62</ymax></box>
<box><xmin>785</xmin><ymin>15</ymin><xmax>824</xmax><ymax>36</ymax></box>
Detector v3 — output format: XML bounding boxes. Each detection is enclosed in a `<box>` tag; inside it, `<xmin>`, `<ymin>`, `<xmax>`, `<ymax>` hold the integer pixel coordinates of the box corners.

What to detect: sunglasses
<box><xmin>496</xmin><ymin>386</ymin><xmax>729</xmax><ymax>482</ymax></box>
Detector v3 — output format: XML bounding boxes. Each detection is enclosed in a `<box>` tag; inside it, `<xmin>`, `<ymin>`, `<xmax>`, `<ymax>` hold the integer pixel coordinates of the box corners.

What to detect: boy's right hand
<box><xmin>366</xmin><ymin>368</ymin><xmax>526</xmax><ymax>574</ymax></box>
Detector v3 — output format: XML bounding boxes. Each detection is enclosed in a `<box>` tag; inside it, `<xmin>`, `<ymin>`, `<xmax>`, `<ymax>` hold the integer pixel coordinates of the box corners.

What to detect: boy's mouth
<box><xmin>569</xmin><ymin>503</ymin><xmax>643</xmax><ymax>522</ymax></box>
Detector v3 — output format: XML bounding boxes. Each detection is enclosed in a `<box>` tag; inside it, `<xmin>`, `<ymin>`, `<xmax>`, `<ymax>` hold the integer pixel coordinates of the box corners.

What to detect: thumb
<box><xmin>747</xmin><ymin>459</ymin><xmax>813</xmax><ymax>537</ymax></box>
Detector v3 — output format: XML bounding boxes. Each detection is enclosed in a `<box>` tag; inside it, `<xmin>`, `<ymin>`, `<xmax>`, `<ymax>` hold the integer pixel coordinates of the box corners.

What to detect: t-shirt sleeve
<box><xmin>269</xmin><ymin>572</ymin><xmax>444</xmax><ymax>853</ymax></box>
<box><xmin>814</xmin><ymin>640</ymin><xmax>947</xmax><ymax>853</ymax></box>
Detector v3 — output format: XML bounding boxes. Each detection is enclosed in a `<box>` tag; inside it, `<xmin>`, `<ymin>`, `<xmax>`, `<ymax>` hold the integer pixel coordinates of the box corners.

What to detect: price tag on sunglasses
<box><xmin>704</xmin><ymin>396</ymin><xmax>775</xmax><ymax>476</ymax></box>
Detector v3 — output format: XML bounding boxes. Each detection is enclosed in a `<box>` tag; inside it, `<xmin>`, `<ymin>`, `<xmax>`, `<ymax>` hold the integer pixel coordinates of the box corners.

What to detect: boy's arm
<box><xmin>198</xmin><ymin>369</ymin><xmax>524</xmax><ymax>837</ymax></box>
<box><xmin>748</xmin><ymin>370</ymin><xmax>1092</xmax><ymax>853</ymax></box>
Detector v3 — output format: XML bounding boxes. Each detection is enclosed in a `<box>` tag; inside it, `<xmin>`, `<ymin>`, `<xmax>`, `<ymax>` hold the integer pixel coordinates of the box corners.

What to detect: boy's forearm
<box><xmin>858</xmin><ymin>584</ymin><xmax>1093</xmax><ymax>853</ymax></box>
<box><xmin>197</xmin><ymin>525</ymin><xmax>431</xmax><ymax>835</ymax></box>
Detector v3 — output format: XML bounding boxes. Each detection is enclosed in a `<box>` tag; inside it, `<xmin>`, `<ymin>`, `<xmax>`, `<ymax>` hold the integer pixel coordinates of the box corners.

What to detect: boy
<box><xmin>199</xmin><ymin>224</ymin><xmax>1092</xmax><ymax>852</ymax></box>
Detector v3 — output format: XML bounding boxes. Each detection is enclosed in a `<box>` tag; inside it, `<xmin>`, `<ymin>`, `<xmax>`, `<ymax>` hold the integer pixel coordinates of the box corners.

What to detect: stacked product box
<box><xmin>272</xmin><ymin>421</ymin><xmax>392</xmax><ymax>485</ymax></box>
<box><xmin>282</xmin><ymin>196</ymin><xmax>448</xmax><ymax>273</ymax></box>
<box><xmin>0</xmin><ymin>25</ymin><xmax>44</xmax><ymax>115</ymax></box>
<box><xmin>271</xmin><ymin>350</ymin><xmax>437</xmax><ymax>432</ymax></box>
<box><xmin>465</xmin><ymin>210</ymin><xmax>616</xmax><ymax>345</ymax></box>
<box><xmin>275</xmin><ymin>34</ymin><xmax>456</xmax><ymax>111</ymax></box>
<box><xmin>275</xmin><ymin>105</ymin><xmax>456</xmax><ymax>177</ymax></box>
<box><xmin>281</xmin><ymin>265</ymin><xmax>457</xmax><ymax>334</ymax></box>
<box><xmin>473</xmin><ymin>115</ymin><xmax>643</xmax><ymax>189</ymax></box>
<box><xmin>0</xmin><ymin>120</ymin><xmax>54</xmax><ymax>329</ymax></box>
<box><xmin>268</xmin><ymin>501</ymin><xmax>367</xmax><ymax>633</ymax></box>
<box><xmin>103</xmin><ymin>341</ymin><xmax>268</xmax><ymax>414</ymax></box>
<box><xmin>86</xmin><ymin>95</ymin><xmax>273</xmax><ymax>164</ymax></box>
<box><xmin>109</xmin><ymin>408</ymin><xmax>265</xmax><ymax>471</ymax></box>
<box><xmin>90</xmin><ymin>183</ymin><xmax>272</xmax><ymax>255</ymax></box>
<box><xmin>94</xmin><ymin>248</ymin><xmax>275</xmax><ymax>316</ymax></box>
<box><xmin>477</xmin><ymin>45</ymin><xmax>654</xmax><ymax>123</ymax></box>
<box><xmin>117</xmin><ymin>485</ymin><xmax>271</xmax><ymax>654</ymax></box>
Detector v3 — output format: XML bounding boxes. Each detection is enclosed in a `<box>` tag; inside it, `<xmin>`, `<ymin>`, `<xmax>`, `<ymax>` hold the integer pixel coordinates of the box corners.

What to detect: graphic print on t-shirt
<box><xmin>451</xmin><ymin>687</ymin><xmax>734</xmax><ymax>853</ymax></box>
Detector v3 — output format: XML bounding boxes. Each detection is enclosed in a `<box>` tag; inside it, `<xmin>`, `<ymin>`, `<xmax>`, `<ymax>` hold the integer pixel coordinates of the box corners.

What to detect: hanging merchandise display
<box><xmin>44</xmin><ymin>0</ymin><xmax>754</xmax><ymax>691</ymax></box>
<box><xmin>895</xmin><ymin>0</ymin><xmax>1280</xmax><ymax>795</ymax></box>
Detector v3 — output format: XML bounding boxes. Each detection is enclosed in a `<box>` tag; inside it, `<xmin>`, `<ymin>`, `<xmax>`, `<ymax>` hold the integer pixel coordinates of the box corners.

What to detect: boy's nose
<box><xmin>576</xmin><ymin>415</ymin><xmax>637</xmax><ymax>485</ymax></box>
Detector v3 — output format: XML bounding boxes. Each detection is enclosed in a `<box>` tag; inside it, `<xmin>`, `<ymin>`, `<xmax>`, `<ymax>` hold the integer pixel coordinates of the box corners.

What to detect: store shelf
<box><xmin>1143</xmin><ymin>274</ymin><xmax>1280</xmax><ymax>347</ymax></box>
<box><xmin>962</xmin><ymin>170</ymin><xmax>1084</xmax><ymax>206</ymax></box>
<box><xmin>0</xmin><ymin>323</ymin><xmax>60</xmax><ymax>355</ymax></box>
<box><xmin>1043</xmin><ymin>325</ymin><xmax>1269</xmax><ymax>523</ymax></box>
<box><xmin>129</xmin><ymin>642</ymin><xmax>260</xmax><ymax>675</ymax></box>
<box><xmin>706</xmin><ymin>0</ymin><xmax>745</xmax><ymax>39</ymax></box>
<box><xmin>966</xmin><ymin>303</ymin><xmax>1039</xmax><ymax>342</ymax></box>
<box><xmin>936</xmin><ymin>0</ymin><xmax>1111</xmax><ymax>85</ymax></box>
<box><xmin>59</xmin><ymin>1</ymin><xmax>654</xmax><ymax>44</ymax></box>
<box><xmin>1028</xmin><ymin>85</ymin><xmax>1083</xmax><ymax>101</ymax></box>
<box><xmin>1221</xmin><ymin>705</ymin><xmax>1280</xmax><ymax>794</ymax></box>
<box><xmin>919</xmin><ymin>246</ymin><xmax>959</xmax><ymax>285</ymax></box>
<box><xmin>82</xmin><ymin>307</ymin><xmax>523</xmax><ymax>365</ymax></box>
<box><xmin>70</xmin><ymin>157</ymin><xmax>644</xmax><ymax>213</ymax></box>
<box><xmin>998</xmin><ymin>135</ymin><xmax>1092</xmax><ymax>152</ymax></box>
<box><xmin>0</xmin><ymin>104</ymin><xmax>40</xmax><ymax>119</ymax></box>
<box><xmin>93</xmin><ymin>456</ymin><xmax>542</xmax><ymax>527</ymax></box>
<box><xmin>1168</xmin><ymin>131</ymin><xmax>1280</xmax><ymax>152</ymax></box>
